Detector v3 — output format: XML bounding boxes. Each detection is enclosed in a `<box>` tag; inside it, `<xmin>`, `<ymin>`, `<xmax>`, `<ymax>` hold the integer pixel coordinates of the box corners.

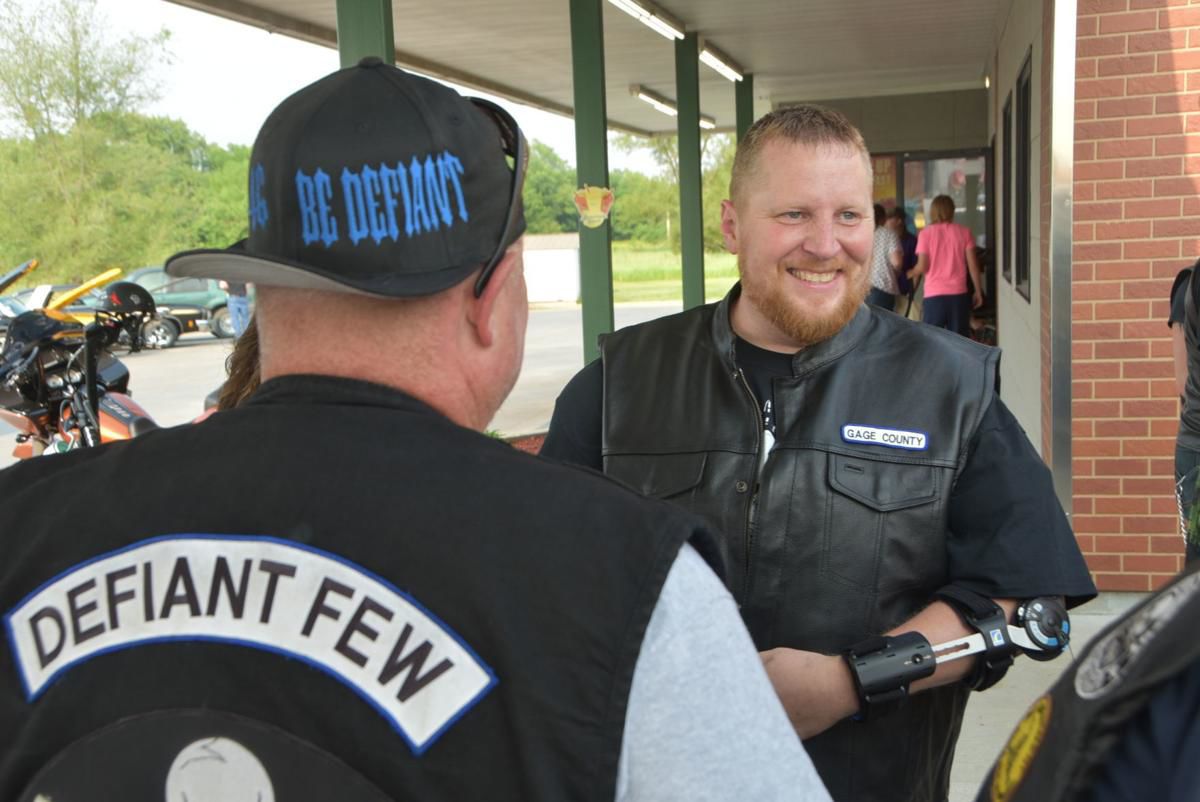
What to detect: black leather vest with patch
<box><xmin>977</xmin><ymin>561</ymin><xmax>1200</xmax><ymax>802</ymax></box>
<box><xmin>0</xmin><ymin>376</ymin><xmax>710</xmax><ymax>802</ymax></box>
<box><xmin>601</xmin><ymin>290</ymin><xmax>999</xmax><ymax>802</ymax></box>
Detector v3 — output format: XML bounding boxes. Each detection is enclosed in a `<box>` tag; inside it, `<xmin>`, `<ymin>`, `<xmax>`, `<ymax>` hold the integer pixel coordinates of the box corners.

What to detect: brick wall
<box><xmin>1072</xmin><ymin>0</ymin><xmax>1198</xmax><ymax>590</ymax></box>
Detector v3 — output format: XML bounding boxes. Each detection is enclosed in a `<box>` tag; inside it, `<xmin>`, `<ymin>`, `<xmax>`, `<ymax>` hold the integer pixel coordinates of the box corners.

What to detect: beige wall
<box><xmin>989</xmin><ymin>0</ymin><xmax>1046</xmax><ymax>450</ymax></box>
<box><xmin>780</xmin><ymin>89</ymin><xmax>989</xmax><ymax>153</ymax></box>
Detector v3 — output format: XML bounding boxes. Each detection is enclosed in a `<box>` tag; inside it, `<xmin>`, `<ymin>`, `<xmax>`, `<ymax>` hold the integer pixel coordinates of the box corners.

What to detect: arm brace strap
<box><xmin>843</xmin><ymin>631</ymin><xmax>935</xmax><ymax>721</ymax></box>
<box><xmin>933</xmin><ymin>585</ymin><xmax>1015</xmax><ymax>691</ymax></box>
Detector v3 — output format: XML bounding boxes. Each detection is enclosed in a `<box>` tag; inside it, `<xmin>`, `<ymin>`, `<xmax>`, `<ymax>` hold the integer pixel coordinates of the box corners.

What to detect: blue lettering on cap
<box><xmin>293</xmin><ymin>150</ymin><xmax>470</xmax><ymax>249</ymax></box>
<box><xmin>423</xmin><ymin>155</ymin><xmax>452</xmax><ymax>229</ymax></box>
<box><xmin>360</xmin><ymin>165</ymin><xmax>390</xmax><ymax>245</ymax></box>
<box><xmin>438</xmin><ymin>152</ymin><xmax>469</xmax><ymax>223</ymax></box>
<box><xmin>249</xmin><ymin>164</ymin><xmax>269</xmax><ymax>232</ymax></box>
<box><xmin>313</xmin><ymin>169</ymin><xmax>339</xmax><ymax>246</ymax></box>
<box><xmin>379</xmin><ymin>163</ymin><xmax>404</xmax><ymax>241</ymax></box>
<box><xmin>408</xmin><ymin>156</ymin><xmax>432</xmax><ymax>235</ymax></box>
<box><xmin>295</xmin><ymin>168</ymin><xmax>339</xmax><ymax>247</ymax></box>
<box><xmin>341</xmin><ymin>168</ymin><xmax>370</xmax><ymax>246</ymax></box>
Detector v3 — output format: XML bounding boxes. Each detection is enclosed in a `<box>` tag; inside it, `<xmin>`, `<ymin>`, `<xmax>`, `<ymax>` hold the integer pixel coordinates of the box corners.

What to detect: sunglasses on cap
<box><xmin>468</xmin><ymin>97</ymin><xmax>528</xmax><ymax>297</ymax></box>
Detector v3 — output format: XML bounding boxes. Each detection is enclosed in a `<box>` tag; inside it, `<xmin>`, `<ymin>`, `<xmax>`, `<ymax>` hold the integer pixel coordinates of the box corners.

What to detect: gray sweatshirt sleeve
<box><xmin>616</xmin><ymin>543</ymin><xmax>832</xmax><ymax>802</ymax></box>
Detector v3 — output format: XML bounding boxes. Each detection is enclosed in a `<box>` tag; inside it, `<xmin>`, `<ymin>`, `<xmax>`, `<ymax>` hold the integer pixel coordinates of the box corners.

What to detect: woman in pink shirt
<box><xmin>908</xmin><ymin>194</ymin><xmax>983</xmax><ymax>337</ymax></box>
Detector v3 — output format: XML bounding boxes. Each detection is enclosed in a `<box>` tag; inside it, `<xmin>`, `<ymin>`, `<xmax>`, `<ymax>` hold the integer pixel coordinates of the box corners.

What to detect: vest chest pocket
<box><xmin>604</xmin><ymin>452</ymin><xmax>708</xmax><ymax>503</ymax></box>
<box><xmin>822</xmin><ymin>452</ymin><xmax>946</xmax><ymax>594</ymax></box>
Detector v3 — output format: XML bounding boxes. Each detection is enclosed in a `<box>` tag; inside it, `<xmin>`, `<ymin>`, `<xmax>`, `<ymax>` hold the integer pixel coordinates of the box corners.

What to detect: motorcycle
<box><xmin>0</xmin><ymin>275</ymin><xmax>160</xmax><ymax>459</ymax></box>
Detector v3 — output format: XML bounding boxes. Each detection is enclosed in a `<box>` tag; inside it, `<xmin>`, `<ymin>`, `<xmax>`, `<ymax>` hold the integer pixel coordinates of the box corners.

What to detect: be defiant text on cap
<box><xmin>281</xmin><ymin>151</ymin><xmax>469</xmax><ymax>249</ymax></box>
<box><xmin>4</xmin><ymin>535</ymin><xmax>496</xmax><ymax>754</ymax></box>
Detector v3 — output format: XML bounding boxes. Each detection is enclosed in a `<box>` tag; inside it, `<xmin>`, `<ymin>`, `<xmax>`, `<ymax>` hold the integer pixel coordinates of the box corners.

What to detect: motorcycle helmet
<box><xmin>101</xmin><ymin>282</ymin><xmax>156</xmax><ymax>316</ymax></box>
<box><xmin>97</xmin><ymin>281</ymin><xmax>156</xmax><ymax>351</ymax></box>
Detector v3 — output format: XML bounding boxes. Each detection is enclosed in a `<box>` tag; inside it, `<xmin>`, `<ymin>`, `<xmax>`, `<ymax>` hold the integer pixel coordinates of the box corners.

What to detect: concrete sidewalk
<box><xmin>948</xmin><ymin>592</ymin><xmax>1142</xmax><ymax>801</ymax></box>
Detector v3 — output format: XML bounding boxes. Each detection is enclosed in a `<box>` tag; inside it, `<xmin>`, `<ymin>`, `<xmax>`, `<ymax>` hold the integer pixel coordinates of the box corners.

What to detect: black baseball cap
<box><xmin>166</xmin><ymin>57</ymin><xmax>527</xmax><ymax>298</ymax></box>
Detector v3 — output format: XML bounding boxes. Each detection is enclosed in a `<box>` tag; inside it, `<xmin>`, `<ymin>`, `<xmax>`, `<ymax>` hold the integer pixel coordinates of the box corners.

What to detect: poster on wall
<box><xmin>872</xmin><ymin>155</ymin><xmax>897</xmax><ymax>211</ymax></box>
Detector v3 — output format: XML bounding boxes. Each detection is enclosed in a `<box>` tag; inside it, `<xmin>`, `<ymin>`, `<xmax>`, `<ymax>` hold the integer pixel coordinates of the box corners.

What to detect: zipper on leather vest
<box><xmin>735</xmin><ymin>367</ymin><xmax>764</xmax><ymax>589</ymax></box>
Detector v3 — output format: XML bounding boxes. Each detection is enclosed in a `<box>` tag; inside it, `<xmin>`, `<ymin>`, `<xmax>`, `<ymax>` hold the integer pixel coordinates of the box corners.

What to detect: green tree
<box><xmin>523</xmin><ymin>140</ymin><xmax>577</xmax><ymax>234</ymax></box>
<box><xmin>611</xmin><ymin>132</ymin><xmax>736</xmax><ymax>252</ymax></box>
<box><xmin>0</xmin><ymin>0</ymin><xmax>169</xmax><ymax>139</ymax></box>
<box><xmin>609</xmin><ymin>169</ymin><xmax>673</xmax><ymax>244</ymax></box>
<box><xmin>0</xmin><ymin>0</ymin><xmax>249</xmax><ymax>284</ymax></box>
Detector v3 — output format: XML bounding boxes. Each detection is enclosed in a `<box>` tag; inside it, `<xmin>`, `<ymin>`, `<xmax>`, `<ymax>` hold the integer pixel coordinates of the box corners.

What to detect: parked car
<box><xmin>126</xmin><ymin>266</ymin><xmax>239</xmax><ymax>338</ymax></box>
<box><xmin>12</xmin><ymin>283</ymin><xmax>208</xmax><ymax>349</ymax></box>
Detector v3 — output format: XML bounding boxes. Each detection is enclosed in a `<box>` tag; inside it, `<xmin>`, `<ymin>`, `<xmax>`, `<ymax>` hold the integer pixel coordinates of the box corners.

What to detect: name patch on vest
<box><xmin>4</xmin><ymin>535</ymin><xmax>495</xmax><ymax>754</ymax></box>
<box><xmin>841</xmin><ymin>424</ymin><xmax>928</xmax><ymax>451</ymax></box>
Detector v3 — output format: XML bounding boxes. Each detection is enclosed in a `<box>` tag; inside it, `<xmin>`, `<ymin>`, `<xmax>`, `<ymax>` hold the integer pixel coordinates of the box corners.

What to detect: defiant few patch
<box><xmin>4</xmin><ymin>535</ymin><xmax>495</xmax><ymax>754</ymax></box>
<box><xmin>841</xmin><ymin>424</ymin><xmax>928</xmax><ymax>451</ymax></box>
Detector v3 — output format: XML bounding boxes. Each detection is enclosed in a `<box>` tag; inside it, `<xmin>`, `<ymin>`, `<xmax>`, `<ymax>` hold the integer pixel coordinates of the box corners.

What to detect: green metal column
<box><xmin>570</xmin><ymin>0</ymin><xmax>614</xmax><ymax>363</ymax></box>
<box><xmin>335</xmin><ymin>0</ymin><xmax>395</xmax><ymax>67</ymax></box>
<box><xmin>736</xmin><ymin>73</ymin><xmax>755</xmax><ymax>141</ymax></box>
<box><xmin>675</xmin><ymin>32</ymin><xmax>705</xmax><ymax>309</ymax></box>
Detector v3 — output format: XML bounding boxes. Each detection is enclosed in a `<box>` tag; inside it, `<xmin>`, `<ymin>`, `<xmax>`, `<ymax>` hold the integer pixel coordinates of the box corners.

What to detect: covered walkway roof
<box><xmin>169</xmin><ymin>0</ymin><xmax>1006</xmax><ymax>134</ymax></box>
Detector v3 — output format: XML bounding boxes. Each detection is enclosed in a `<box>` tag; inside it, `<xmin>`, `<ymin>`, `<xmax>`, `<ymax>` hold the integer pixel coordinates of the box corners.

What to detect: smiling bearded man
<box><xmin>540</xmin><ymin>104</ymin><xmax>1096</xmax><ymax>802</ymax></box>
<box><xmin>728</xmin><ymin>132</ymin><xmax>874</xmax><ymax>349</ymax></box>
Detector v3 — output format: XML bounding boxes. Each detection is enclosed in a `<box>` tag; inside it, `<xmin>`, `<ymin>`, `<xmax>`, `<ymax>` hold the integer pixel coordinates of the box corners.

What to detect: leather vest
<box><xmin>601</xmin><ymin>290</ymin><xmax>999</xmax><ymax>802</ymax></box>
<box><xmin>977</xmin><ymin>561</ymin><xmax>1200</xmax><ymax>802</ymax></box>
<box><xmin>0</xmin><ymin>376</ymin><xmax>710</xmax><ymax>802</ymax></box>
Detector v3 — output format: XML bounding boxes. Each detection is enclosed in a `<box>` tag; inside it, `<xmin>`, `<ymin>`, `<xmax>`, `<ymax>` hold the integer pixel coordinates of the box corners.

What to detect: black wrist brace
<box><xmin>844</xmin><ymin>631</ymin><xmax>935</xmax><ymax>720</ymax></box>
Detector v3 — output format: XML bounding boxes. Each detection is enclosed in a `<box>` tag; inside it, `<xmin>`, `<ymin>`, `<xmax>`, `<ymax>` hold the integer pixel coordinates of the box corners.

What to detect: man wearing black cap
<box><xmin>0</xmin><ymin>60</ymin><xmax>829</xmax><ymax>801</ymax></box>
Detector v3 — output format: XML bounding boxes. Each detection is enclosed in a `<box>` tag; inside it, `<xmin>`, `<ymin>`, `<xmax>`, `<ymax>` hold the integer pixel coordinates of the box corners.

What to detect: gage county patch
<box><xmin>4</xmin><ymin>535</ymin><xmax>495</xmax><ymax>754</ymax></box>
<box><xmin>841</xmin><ymin>424</ymin><xmax>928</xmax><ymax>451</ymax></box>
<box><xmin>990</xmin><ymin>695</ymin><xmax>1052</xmax><ymax>802</ymax></box>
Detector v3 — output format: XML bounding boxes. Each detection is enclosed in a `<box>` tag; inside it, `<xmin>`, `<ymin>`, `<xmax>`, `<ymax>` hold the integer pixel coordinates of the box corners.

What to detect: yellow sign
<box><xmin>574</xmin><ymin>185</ymin><xmax>614</xmax><ymax>229</ymax></box>
<box><xmin>991</xmin><ymin>695</ymin><xmax>1052</xmax><ymax>802</ymax></box>
<box><xmin>872</xmin><ymin>155</ymin><xmax>897</xmax><ymax>207</ymax></box>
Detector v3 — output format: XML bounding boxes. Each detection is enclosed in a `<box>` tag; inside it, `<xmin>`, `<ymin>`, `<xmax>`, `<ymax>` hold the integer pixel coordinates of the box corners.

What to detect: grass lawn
<box><xmin>611</xmin><ymin>242</ymin><xmax>738</xmax><ymax>303</ymax></box>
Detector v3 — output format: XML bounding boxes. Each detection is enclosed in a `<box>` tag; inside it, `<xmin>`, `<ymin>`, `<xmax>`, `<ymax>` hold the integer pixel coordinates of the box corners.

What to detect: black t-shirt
<box><xmin>733</xmin><ymin>337</ymin><xmax>794</xmax><ymax>437</ymax></box>
<box><xmin>541</xmin><ymin>355</ymin><xmax>1096</xmax><ymax>606</ymax></box>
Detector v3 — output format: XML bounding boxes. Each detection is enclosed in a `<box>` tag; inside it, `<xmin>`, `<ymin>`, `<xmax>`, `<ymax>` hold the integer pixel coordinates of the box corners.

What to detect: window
<box><xmin>170</xmin><ymin>277</ymin><xmax>210</xmax><ymax>293</ymax></box>
<box><xmin>1015</xmin><ymin>53</ymin><xmax>1032</xmax><ymax>301</ymax></box>
<box><xmin>1002</xmin><ymin>92</ymin><xmax>1013</xmax><ymax>285</ymax></box>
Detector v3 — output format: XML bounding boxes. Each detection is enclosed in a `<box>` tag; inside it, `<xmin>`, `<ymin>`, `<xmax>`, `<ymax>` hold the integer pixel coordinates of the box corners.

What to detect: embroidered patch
<box><xmin>990</xmin><ymin>695</ymin><xmax>1052</xmax><ymax>802</ymax></box>
<box><xmin>5</xmin><ymin>535</ymin><xmax>496</xmax><ymax>754</ymax></box>
<box><xmin>841</xmin><ymin>424</ymin><xmax>928</xmax><ymax>451</ymax></box>
<box><xmin>1075</xmin><ymin>571</ymin><xmax>1200</xmax><ymax>700</ymax></box>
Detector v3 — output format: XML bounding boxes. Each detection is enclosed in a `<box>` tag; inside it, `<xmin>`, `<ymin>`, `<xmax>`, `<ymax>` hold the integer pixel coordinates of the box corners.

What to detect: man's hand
<box><xmin>759</xmin><ymin>648</ymin><xmax>860</xmax><ymax>740</ymax></box>
<box><xmin>972</xmin><ymin>289</ymin><xmax>983</xmax><ymax>309</ymax></box>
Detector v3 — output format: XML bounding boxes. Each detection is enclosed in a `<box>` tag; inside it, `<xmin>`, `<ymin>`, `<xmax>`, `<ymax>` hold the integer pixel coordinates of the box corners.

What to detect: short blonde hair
<box><xmin>929</xmin><ymin>195</ymin><xmax>956</xmax><ymax>224</ymax></box>
<box><xmin>730</xmin><ymin>104</ymin><xmax>870</xmax><ymax>204</ymax></box>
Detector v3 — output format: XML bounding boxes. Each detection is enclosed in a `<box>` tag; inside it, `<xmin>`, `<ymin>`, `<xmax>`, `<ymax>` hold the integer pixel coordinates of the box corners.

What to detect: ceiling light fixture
<box><xmin>631</xmin><ymin>84</ymin><xmax>678</xmax><ymax>117</ymax></box>
<box><xmin>631</xmin><ymin>85</ymin><xmax>718</xmax><ymax>129</ymax></box>
<box><xmin>606</xmin><ymin>0</ymin><xmax>685</xmax><ymax>41</ymax></box>
<box><xmin>698</xmin><ymin>38</ymin><xmax>744</xmax><ymax>82</ymax></box>
<box><xmin>984</xmin><ymin>74</ymin><xmax>991</xmax><ymax>89</ymax></box>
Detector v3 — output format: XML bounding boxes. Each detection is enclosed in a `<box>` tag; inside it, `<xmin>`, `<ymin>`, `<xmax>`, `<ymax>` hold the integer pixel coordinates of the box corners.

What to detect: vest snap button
<box><xmin>735</xmin><ymin>480</ymin><xmax>749</xmax><ymax>493</ymax></box>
